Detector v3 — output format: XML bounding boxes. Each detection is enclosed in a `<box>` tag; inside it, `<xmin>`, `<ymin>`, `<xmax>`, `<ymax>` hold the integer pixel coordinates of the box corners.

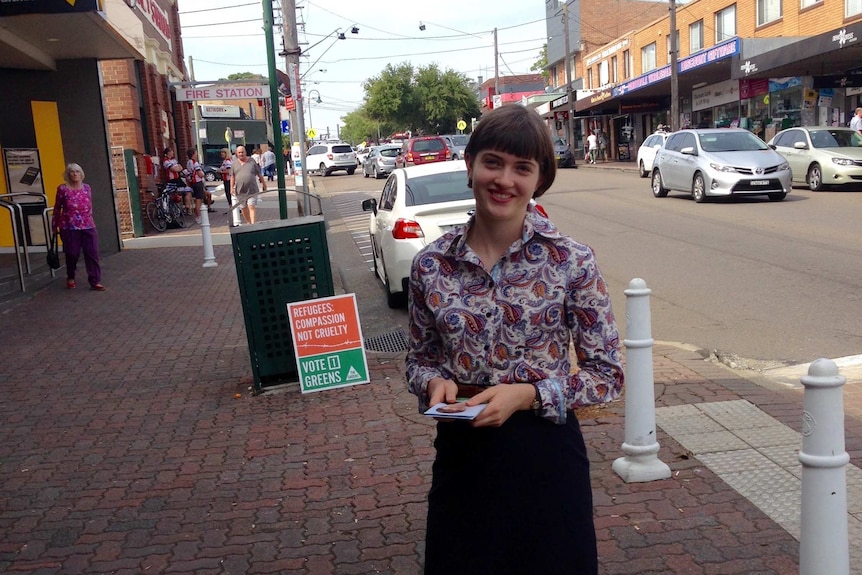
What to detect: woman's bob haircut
<box><xmin>63</xmin><ymin>163</ymin><xmax>85</xmax><ymax>184</ymax></box>
<box><xmin>464</xmin><ymin>105</ymin><xmax>557</xmax><ymax>198</ymax></box>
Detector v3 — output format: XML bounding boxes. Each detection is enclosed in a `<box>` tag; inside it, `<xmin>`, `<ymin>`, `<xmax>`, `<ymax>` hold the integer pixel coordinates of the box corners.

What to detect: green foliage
<box><xmin>340</xmin><ymin>109</ymin><xmax>396</xmax><ymax>146</ymax></box>
<box><xmin>530</xmin><ymin>44</ymin><xmax>549</xmax><ymax>80</ymax></box>
<box><xmin>221</xmin><ymin>72</ymin><xmax>268</xmax><ymax>81</ymax></box>
<box><xmin>357</xmin><ymin>62</ymin><xmax>480</xmax><ymax>135</ymax></box>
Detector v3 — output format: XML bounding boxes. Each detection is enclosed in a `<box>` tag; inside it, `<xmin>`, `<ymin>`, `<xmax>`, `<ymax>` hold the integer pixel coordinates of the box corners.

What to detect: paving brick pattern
<box><xmin>0</xmin><ymin>217</ymin><xmax>857</xmax><ymax>573</ymax></box>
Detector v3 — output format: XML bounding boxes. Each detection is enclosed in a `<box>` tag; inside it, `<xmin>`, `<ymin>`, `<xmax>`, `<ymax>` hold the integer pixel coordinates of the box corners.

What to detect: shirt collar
<box><xmin>445</xmin><ymin>203</ymin><xmax>563</xmax><ymax>257</ymax></box>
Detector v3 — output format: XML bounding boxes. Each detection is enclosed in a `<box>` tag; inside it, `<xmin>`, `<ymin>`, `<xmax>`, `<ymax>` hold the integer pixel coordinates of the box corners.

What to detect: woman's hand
<box><xmin>465</xmin><ymin>383</ymin><xmax>535</xmax><ymax>428</ymax></box>
<box><xmin>427</xmin><ymin>377</ymin><xmax>458</xmax><ymax>407</ymax></box>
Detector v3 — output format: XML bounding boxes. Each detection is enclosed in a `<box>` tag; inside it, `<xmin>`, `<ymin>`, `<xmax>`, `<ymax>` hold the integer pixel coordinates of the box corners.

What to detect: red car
<box><xmin>395</xmin><ymin>136</ymin><xmax>451</xmax><ymax>168</ymax></box>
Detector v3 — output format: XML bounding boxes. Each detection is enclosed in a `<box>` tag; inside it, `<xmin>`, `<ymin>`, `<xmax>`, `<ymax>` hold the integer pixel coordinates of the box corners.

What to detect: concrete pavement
<box><xmin>0</xmin><ymin>169</ymin><xmax>860</xmax><ymax>574</ymax></box>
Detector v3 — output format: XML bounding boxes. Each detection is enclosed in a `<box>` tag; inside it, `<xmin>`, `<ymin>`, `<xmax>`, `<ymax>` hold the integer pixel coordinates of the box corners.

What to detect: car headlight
<box><xmin>708</xmin><ymin>162</ymin><xmax>738</xmax><ymax>173</ymax></box>
<box><xmin>832</xmin><ymin>157</ymin><xmax>855</xmax><ymax>166</ymax></box>
<box><xmin>776</xmin><ymin>162</ymin><xmax>790</xmax><ymax>171</ymax></box>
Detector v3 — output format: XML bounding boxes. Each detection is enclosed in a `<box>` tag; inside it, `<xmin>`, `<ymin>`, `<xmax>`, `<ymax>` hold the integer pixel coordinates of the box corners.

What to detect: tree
<box><xmin>530</xmin><ymin>45</ymin><xmax>549</xmax><ymax>81</ymax></box>
<box><xmin>340</xmin><ymin>109</ymin><xmax>395</xmax><ymax>146</ymax></box>
<box><xmin>220</xmin><ymin>72</ymin><xmax>267</xmax><ymax>81</ymax></box>
<box><xmin>361</xmin><ymin>62</ymin><xmax>480</xmax><ymax>135</ymax></box>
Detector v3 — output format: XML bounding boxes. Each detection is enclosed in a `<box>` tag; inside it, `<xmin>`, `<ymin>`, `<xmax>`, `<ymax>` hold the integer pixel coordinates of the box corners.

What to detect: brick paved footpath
<box><xmin>0</xmin><ymin>220</ymin><xmax>859</xmax><ymax>573</ymax></box>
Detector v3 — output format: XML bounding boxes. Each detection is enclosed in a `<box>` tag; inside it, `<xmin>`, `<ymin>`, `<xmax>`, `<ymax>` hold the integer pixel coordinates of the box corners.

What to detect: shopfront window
<box><xmin>714</xmin><ymin>102</ymin><xmax>740</xmax><ymax>128</ymax></box>
<box><xmin>770</xmin><ymin>86</ymin><xmax>803</xmax><ymax>130</ymax></box>
<box><xmin>715</xmin><ymin>5</ymin><xmax>736</xmax><ymax>42</ymax></box>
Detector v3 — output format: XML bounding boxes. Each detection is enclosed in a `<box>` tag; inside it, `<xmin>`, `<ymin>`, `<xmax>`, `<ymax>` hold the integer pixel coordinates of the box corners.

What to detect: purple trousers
<box><xmin>60</xmin><ymin>228</ymin><xmax>101</xmax><ymax>287</ymax></box>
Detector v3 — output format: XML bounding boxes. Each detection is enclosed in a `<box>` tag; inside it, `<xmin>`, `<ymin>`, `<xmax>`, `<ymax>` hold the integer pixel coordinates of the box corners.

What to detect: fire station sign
<box><xmin>176</xmin><ymin>85</ymin><xmax>270</xmax><ymax>101</ymax></box>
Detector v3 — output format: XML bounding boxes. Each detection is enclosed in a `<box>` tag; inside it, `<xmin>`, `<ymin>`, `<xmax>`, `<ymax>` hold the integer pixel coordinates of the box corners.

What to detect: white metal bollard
<box><xmin>612</xmin><ymin>278</ymin><xmax>671</xmax><ymax>483</ymax></box>
<box><xmin>799</xmin><ymin>358</ymin><xmax>849</xmax><ymax>575</ymax></box>
<box><xmin>199</xmin><ymin>205</ymin><xmax>218</xmax><ymax>268</ymax></box>
<box><xmin>230</xmin><ymin>197</ymin><xmax>241</xmax><ymax>227</ymax></box>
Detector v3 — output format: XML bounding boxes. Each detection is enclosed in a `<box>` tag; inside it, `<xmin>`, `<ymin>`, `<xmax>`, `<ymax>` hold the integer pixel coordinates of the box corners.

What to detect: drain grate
<box><xmin>364</xmin><ymin>329</ymin><xmax>410</xmax><ymax>352</ymax></box>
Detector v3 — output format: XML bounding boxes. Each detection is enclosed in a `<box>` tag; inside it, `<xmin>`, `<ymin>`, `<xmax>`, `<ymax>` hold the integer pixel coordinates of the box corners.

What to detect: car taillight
<box><xmin>327</xmin><ymin>153</ymin><xmax>333</xmax><ymax>160</ymax></box>
<box><xmin>407</xmin><ymin>151</ymin><xmax>414</xmax><ymax>162</ymax></box>
<box><xmin>392</xmin><ymin>219</ymin><xmax>424</xmax><ymax>239</ymax></box>
<box><xmin>445</xmin><ymin>149</ymin><xmax>451</xmax><ymax>159</ymax></box>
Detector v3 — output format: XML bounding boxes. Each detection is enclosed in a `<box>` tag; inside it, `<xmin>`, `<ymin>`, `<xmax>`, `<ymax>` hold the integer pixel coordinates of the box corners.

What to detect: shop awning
<box><xmin>732</xmin><ymin>23</ymin><xmax>862</xmax><ymax>80</ymax></box>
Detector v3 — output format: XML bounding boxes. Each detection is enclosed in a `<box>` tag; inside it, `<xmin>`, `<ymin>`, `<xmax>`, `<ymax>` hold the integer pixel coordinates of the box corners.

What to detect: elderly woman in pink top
<box><xmin>51</xmin><ymin>163</ymin><xmax>105</xmax><ymax>291</ymax></box>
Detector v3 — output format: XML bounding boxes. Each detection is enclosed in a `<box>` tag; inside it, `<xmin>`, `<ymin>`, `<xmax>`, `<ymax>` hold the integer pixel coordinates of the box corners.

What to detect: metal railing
<box><xmin>0</xmin><ymin>191</ymin><xmax>50</xmax><ymax>292</ymax></box>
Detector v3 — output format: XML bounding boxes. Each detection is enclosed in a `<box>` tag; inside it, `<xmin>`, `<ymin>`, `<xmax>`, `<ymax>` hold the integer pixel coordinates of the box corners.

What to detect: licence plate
<box><xmin>751</xmin><ymin>180</ymin><xmax>769</xmax><ymax>185</ymax></box>
<box><xmin>424</xmin><ymin>155</ymin><xmax>436</xmax><ymax>161</ymax></box>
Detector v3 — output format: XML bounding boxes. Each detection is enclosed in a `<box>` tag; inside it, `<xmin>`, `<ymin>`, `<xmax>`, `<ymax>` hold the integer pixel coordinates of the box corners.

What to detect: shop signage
<box><xmin>692</xmin><ymin>79</ymin><xmax>739</xmax><ymax>112</ymax></box>
<box><xmin>613</xmin><ymin>66</ymin><xmax>671</xmax><ymax>97</ymax></box>
<box><xmin>551</xmin><ymin>94</ymin><xmax>569</xmax><ymax>109</ymax></box>
<box><xmin>813</xmin><ymin>74</ymin><xmax>862</xmax><ymax>88</ymax></box>
<box><xmin>176</xmin><ymin>85</ymin><xmax>270</xmax><ymax>101</ymax></box>
<box><xmin>201</xmin><ymin>105</ymin><xmax>241</xmax><ymax>118</ymax></box>
<box><xmin>679</xmin><ymin>38</ymin><xmax>739</xmax><ymax>73</ymax></box>
<box><xmin>0</xmin><ymin>0</ymin><xmax>100</xmax><ymax>16</ymax></box>
<box><xmin>131</xmin><ymin>0</ymin><xmax>172</xmax><ymax>49</ymax></box>
<box><xmin>287</xmin><ymin>294</ymin><xmax>369</xmax><ymax>394</ymax></box>
<box><xmin>739</xmin><ymin>78</ymin><xmax>769</xmax><ymax>99</ymax></box>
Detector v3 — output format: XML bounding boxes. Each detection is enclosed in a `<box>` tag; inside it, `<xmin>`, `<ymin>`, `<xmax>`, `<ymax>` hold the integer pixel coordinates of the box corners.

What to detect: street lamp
<box><xmin>307</xmin><ymin>89</ymin><xmax>322</xmax><ymax>139</ymax></box>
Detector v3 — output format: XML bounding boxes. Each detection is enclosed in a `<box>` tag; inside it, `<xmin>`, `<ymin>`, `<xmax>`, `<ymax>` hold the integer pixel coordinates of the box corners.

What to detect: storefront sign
<box><xmin>176</xmin><ymin>85</ymin><xmax>270</xmax><ymax>101</ymax></box>
<box><xmin>0</xmin><ymin>0</ymin><xmax>100</xmax><ymax>16</ymax></box>
<box><xmin>613</xmin><ymin>65</ymin><xmax>671</xmax><ymax>97</ymax></box>
<box><xmin>132</xmin><ymin>0</ymin><xmax>172</xmax><ymax>48</ymax></box>
<box><xmin>692</xmin><ymin>79</ymin><xmax>739</xmax><ymax>111</ymax></box>
<box><xmin>287</xmin><ymin>294</ymin><xmax>369</xmax><ymax>394</ymax></box>
<box><xmin>740</xmin><ymin>78</ymin><xmax>769</xmax><ymax>99</ymax></box>
<box><xmin>769</xmin><ymin>77</ymin><xmax>802</xmax><ymax>92</ymax></box>
<box><xmin>679</xmin><ymin>38</ymin><xmax>739</xmax><ymax>73</ymax></box>
<box><xmin>201</xmin><ymin>105</ymin><xmax>241</xmax><ymax>118</ymax></box>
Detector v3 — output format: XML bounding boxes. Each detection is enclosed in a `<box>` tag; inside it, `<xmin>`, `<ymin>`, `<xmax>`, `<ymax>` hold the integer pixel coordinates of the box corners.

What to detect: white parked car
<box><xmin>361</xmin><ymin>161</ymin><xmax>474</xmax><ymax>307</ymax></box>
<box><xmin>637</xmin><ymin>131</ymin><xmax>669</xmax><ymax>177</ymax></box>
<box><xmin>305</xmin><ymin>142</ymin><xmax>356</xmax><ymax>176</ymax></box>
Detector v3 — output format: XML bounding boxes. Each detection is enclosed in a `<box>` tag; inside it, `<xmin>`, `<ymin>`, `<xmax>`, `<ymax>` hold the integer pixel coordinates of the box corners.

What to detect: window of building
<box><xmin>641</xmin><ymin>43</ymin><xmax>657</xmax><ymax>73</ymax></box>
<box><xmin>801</xmin><ymin>0</ymin><xmax>819</xmax><ymax>8</ymax></box>
<box><xmin>757</xmin><ymin>0</ymin><xmax>782</xmax><ymax>25</ymax></box>
<box><xmin>611</xmin><ymin>55</ymin><xmax>618</xmax><ymax>83</ymax></box>
<box><xmin>598</xmin><ymin>60</ymin><xmax>609</xmax><ymax>86</ymax></box>
<box><xmin>690</xmin><ymin>20</ymin><xmax>704</xmax><ymax>52</ymax></box>
<box><xmin>623</xmin><ymin>50</ymin><xmax>632</xmax><ymax>79</ymax></box>
<box><xmin>715</xmin><ymin>5</ymin><xmax>736</xmax><ymax>42</ymax></box>
<box><xmin>586</xmin><ymin>67</ymin><xmax>593</xmax><ymax>89</ymax></box>
<box><xmin>846</xmin><ymin>0</ymin><xmax>862</xmax><ymax>17</ymax></box>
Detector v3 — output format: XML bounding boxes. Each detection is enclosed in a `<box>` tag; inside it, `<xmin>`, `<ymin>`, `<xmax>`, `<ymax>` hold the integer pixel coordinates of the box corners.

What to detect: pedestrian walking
<box><xmin>406</xmin><ymin>104</ymin><xmax>624</xmax><ymax>575</ymax></box>
<box><xmin>52</xmin><ymin>163</ymin><xmax>106</xmax><ymax>291</ymax></box>
<box><xmin>231</xmin><ymin>146</ymin><xmax>267</xmax><ymax>225</ymax></box>
<box><xmin>186</xmin><ymin>148</ymin><xmax>207</xmax><ymax>224</ymax></box>
<box><xmin>219</xmin><ymin>148</ymin><xmax>233</xmax><ymax>208</ymax></box>
<box><xmin>587</xmin><ymin>130</ymin><xmax>598</xmax><ymax>164</ymax></box>
<box><xmin>850</xmin><ymin>107</ymin><xmax>862</xmax><ymax>133</ymax></box>
<box><xmin>598</xmin><ymin>131</ymin><xmax>609</xmax><ymax>162</ymax></box>
<box><xmin>262</xmin><ymin>147</ymin><xmax>276</xmax><ymax>181</ymax></box>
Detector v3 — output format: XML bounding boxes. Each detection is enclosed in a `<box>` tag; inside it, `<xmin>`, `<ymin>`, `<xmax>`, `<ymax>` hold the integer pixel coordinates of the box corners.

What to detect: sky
<box><xmin>177</xmin><ymin>0</ymin><xmax>549</xmax><ymax>137</ymax></box>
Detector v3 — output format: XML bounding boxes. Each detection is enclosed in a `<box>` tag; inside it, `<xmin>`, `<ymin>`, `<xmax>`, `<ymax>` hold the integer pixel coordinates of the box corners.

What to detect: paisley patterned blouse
<box><xmin>406</xmin><ymin>207</ymin><xmax>624</xmax><ymax>424</ymax></box>
<box><xmin>52</xmin><ymin>183</ymin><xmax>95</xmax><ymax>231</ymax></box>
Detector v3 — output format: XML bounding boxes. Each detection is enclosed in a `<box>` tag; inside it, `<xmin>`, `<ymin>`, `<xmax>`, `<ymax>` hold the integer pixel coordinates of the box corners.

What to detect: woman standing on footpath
<box><xmin>52</xmin><ymin>163</ymin><xmax>106</xmax><ymax>291</ymax></box>
<box><xmin>406</xmin><ymin>105</ymin><xmax>623</xmax><ymax>575</ymax></box>
<box><xmin>219</xmin><ymin>148</ymin><xmax>233</xmax><ymax>209</ymax></box>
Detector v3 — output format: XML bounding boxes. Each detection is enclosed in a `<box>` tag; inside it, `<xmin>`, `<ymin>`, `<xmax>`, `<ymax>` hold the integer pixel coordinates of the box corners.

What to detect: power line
<box><xmin>178</xmin><ymin>2</ymin><xmax>258</xmax><ymax>15</ymax></box>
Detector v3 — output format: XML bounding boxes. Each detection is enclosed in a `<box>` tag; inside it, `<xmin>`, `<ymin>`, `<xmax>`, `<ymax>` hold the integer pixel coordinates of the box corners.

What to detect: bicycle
<box><xmin>146</xmin><ymin>182</ymin><xmax>188</xmax><ymax>232</ymax></box>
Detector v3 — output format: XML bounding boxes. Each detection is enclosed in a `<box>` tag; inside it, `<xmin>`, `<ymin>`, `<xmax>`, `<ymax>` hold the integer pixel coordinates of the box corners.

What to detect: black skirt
<box><xmin>424</xmin><ymin>411</ymin><xmax>597</xmax><ymax>575</ymax></box>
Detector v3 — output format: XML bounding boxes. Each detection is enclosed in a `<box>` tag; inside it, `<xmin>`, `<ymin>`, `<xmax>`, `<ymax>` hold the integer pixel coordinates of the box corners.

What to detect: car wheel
<box><xmin>373</xmin><ymin>166</ymin><xmax>380</xmax><ymax>179</ymax></box>
<box><xmin>204</xmin><ymin>171</ymin><xmax>216</xmax><ymax>182</ymax></box>
<box><xmin>347</xmin><ymin>167</ymin><xmax>356</xmax><ymax>175</ymax></box>
<box><xmin>768</xmin><ymin>193</ymin><xmax>787</xmax><ymax>201</ymax></box>
<box><xmin>692</xmin><ymin>173</ymin><xmax>707</xmax><ymax>203</ymax></box>
<box><xmin>639</xmin><ymin>160</ymin><xmax>648</xmax><ymax>178</ymax></box>
<box><xmin>651</xmin><ymin>170</ymin><xmax>668</xmax><ymax>198</ymax></box>
<box><xmin>320</xmin><ymin>163</ymin><xmax>330</xmax><ymax>177</ymax></box>
<box><xmin>381</xmin><ymin>258</ymin><xmax>405</xmax><ymax>308</ymax></box>
<box><xmin>363</xmin><ymin>166</ymin><xmax>369</xmax><ymax>178</ymax></box>
<box><xmin>807</xmin><ymin>163</ymin><xmax>823</xmax><ymax>191</ymax></box>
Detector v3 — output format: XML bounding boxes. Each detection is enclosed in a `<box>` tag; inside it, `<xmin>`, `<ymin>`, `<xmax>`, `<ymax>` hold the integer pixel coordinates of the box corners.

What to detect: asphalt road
<box><xmin>316</xmin><ymin>165</ymin><xmax>862</xmax><ymax>368</ymax></box>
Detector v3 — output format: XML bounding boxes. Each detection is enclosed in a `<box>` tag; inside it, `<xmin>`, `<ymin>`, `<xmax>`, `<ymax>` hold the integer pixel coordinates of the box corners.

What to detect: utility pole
<box><xmin>282</xmin><ymin>0</ymin><xmax>311</xmax><ymax>216</ymax></box>
<box><xmin>563</xmin><ymin>2</ymin><xmax>577</xmax><ymax>167</ymax></box>
<box><xmin>263</xmin><ymin>0</ymin><xmax>287</xmax><ymax>218</ymax></box>
<box><xmin>669</xmin><ymin>0</ymin><xmax>679</xmax><ymax>131</ymax></box>
<box><xmin>493</xmin><ymin>28</ymin><xmax>499</xmax><ymax>106</ymax></box>
<box><xmin>188</xmin><ymin>56</ymin><xmax>203</xmax><ymax>162</ymax></box>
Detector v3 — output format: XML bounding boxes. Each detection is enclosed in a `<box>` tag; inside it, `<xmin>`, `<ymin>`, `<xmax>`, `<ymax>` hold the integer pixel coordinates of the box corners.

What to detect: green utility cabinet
<box><xmin>231</xmin><ymin>216</ymin><xmax>334</xmax><ymax>392</ymax></box>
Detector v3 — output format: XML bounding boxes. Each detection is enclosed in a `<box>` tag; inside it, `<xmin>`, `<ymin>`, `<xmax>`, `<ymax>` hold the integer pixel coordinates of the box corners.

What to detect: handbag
<box><xmin>46</xmin><ymin>232</ymin><xmax>61</xmax><ymax>270</ymax></box>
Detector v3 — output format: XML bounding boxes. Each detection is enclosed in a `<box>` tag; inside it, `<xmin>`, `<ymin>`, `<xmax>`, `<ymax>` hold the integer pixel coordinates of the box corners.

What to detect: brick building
<box><xmin>0</xmin><ymin>0</ymin><xmax>192</xmax><ymax>274</ymax></box>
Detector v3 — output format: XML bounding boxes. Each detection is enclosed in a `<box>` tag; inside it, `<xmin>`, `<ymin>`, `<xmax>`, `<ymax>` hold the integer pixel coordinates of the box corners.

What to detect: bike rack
<box><xmin>0</xmin><ymin>191</ymin><xmax>51</xmax><ymax>293</ymax></box>
<box><xmin>0</xmin><ymin>198</ymin><xmax>25</xmax><ymax>292</ymax></box>
<box><xmin>43</xmin><ymin>206</ymin><xmax>55</xmax><ymax>278</ymax></box>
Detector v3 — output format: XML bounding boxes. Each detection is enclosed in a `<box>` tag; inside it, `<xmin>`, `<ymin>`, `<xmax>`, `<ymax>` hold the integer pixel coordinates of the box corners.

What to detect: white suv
<box><xmin>306</xmin><ymin>143</ymin><xmax>356</xmax><ymax>176</ymax></box>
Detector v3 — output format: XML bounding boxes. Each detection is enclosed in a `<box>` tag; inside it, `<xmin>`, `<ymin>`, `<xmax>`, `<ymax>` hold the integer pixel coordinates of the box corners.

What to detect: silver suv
<box><xmin>306</xmin><ymin>143</ymin><xmax>356</xmax><ymax>176</ymax></box>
